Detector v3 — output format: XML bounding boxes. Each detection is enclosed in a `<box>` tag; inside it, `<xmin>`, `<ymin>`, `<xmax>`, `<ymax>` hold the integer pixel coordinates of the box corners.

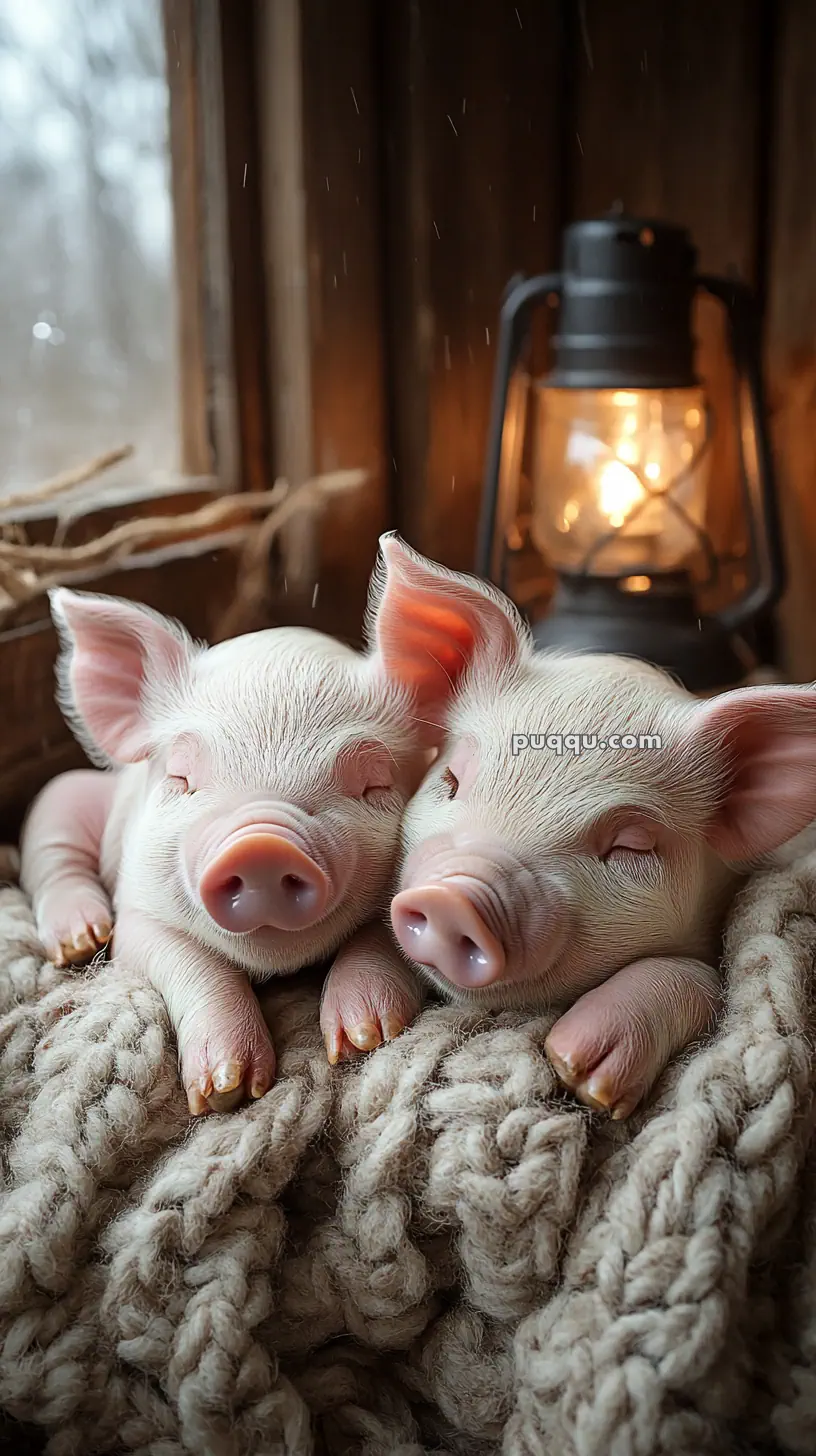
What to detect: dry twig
<box><xmin>0</xmin><ymin>461</ymin><xmax>366</xmax><ymax>627</ymax></box>
<box><xmin>0</xmin><ymin>445</ymin><xmax>135</xmax><ymax>516</ymax></box>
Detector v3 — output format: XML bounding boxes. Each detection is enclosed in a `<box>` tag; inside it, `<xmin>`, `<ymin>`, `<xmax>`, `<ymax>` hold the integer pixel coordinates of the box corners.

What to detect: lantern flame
<box><xmin>597</xmin><ymin>459</ymin><xmax>643</xmax><ymax>528</ymax></box>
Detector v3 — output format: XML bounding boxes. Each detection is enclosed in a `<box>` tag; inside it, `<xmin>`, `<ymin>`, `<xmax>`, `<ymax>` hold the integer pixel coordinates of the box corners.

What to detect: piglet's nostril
<box><xmin>281</xmin><ymin>873</ymin><xmax>321</xmax><ymax>911</ymax></box>
<box><xmin>401</xmin><ymin>909</ymin><xmax>428</xmax><ymax>938</ymax></box>
<box><xmin>460</xmin><ymin>935</ymin><xmax>489</xmax><ymax>969</ymax></box>
<box><xmin>199</xmin><ymin>831</ymin><xmax>330</xmax><ymax>933</ymax></box>
<box><xmin>390</xmin><ymin>883</ymin><xmax>505</xmax><ymax>988</ymax></box>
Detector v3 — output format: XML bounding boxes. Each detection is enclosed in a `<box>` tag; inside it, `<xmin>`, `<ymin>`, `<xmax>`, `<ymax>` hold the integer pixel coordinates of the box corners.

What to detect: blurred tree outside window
<box><xmin>0</xmin><ymin>0</ymin><xmax>180</xmax><ymax>507</ymax></box>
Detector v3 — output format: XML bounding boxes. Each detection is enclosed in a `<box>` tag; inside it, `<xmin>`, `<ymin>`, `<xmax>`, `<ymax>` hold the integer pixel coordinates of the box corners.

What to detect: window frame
<box><xmin>0</xmin><ymin>0</ymin><xmax>270</xmax><ymax>836</ymax></box>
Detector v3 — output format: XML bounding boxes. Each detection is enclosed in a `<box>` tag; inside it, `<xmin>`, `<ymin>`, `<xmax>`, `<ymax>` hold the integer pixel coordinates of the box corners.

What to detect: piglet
<box><xmin>19</xmin><ymin>547</ymin><xmax>444</xmax><ymax>1113</ymax></box>
<box><xmin>373</xmin><ymin>538</ymin><xmax>816</xmax><ymax>1119</ymax></box>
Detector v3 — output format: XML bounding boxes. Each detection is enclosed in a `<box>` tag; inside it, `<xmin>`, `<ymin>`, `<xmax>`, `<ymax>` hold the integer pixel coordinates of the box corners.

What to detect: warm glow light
<box><xmin>597</xmin><ymin>460</ymin><xmax>643</xmax><ymax>527</ymax></box>
<box><xmin>531</xmin><ymin>385</ymin><xmax>711</xmax><ymax>576</ymax></box>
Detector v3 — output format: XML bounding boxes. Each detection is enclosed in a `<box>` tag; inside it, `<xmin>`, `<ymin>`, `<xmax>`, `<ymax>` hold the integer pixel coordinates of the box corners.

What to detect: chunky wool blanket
<box><xmin>2</xmin><ymin>848</ymin><xmax>816</xmax><ymax>1456</ymax></box>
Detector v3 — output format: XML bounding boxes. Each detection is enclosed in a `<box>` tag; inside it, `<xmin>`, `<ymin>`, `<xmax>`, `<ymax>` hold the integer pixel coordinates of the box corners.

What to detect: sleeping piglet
<box><xmin>19</xmin><ymin>543</ymin><xmax>448</xmax><ymax>1113</ymax></box>
<box><xmin>373</xmin><ymin>538</ymin><xmax>816</xmax><ymax>1119</ymax></box>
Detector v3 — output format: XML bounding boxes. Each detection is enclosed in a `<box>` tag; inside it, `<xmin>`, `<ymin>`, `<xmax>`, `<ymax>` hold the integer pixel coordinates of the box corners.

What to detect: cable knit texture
<box><xmin>0</xmin><ymin>850</ymin><xmax>816</xmax><ymax>1455</ymax></box>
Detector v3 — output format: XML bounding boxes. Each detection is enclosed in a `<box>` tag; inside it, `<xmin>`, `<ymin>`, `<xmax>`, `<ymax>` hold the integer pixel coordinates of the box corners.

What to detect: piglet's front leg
<box><xmin>545</xmin><ymin>956</ymin><xmax>721</xmax><ymax>1121</ymax></box>
<box><xmin>21</xmin><ymin>769</ymin><xmax>116</xmax><ymax>968</ymax></box>
<box><xmin>114</xmin><ymin>909</ymin><xmax>276</xmax><ymax>1115</ymax></box>
<box><xmin>320</xmin><ymin>922</ymin><xmax>424</xmax><ymax>1064</ymax></box>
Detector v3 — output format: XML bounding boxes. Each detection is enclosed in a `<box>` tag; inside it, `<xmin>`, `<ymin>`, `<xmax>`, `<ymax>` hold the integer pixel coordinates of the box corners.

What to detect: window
<box><xmin>0</xmin><ymin>0</ymin><xmax>384</xmax><ymax>837</ymax></box>
<box><xmin>0</xmin><ymin>0</ymin><xmax>182</xmax><ymax>510</ymax></box>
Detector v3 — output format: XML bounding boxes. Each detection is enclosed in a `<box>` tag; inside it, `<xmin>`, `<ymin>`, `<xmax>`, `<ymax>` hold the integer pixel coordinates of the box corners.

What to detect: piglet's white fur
<box><xmin>372</xmin><ymin>538</ymin><xmax>816</xmax><ymax>1119</ymax></box>
<box><xmin>20</xmin><ymin>539</ymin><xmax>447</xmax><ymax>1114</ymax></box>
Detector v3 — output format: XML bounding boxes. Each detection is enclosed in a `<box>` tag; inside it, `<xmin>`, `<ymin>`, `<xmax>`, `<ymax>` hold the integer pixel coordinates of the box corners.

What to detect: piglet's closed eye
<box><xmin>330</xmin><ymin>739</ymin><xmax>396</xmax><ymax>800</ymax></box>
<box><xmin>603</xmin><ymin>821</ymin><xmax>658</xmax><ymax>856</ymax></box>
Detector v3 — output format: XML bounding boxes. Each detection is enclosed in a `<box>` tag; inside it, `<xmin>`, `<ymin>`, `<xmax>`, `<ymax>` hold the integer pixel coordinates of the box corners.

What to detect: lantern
<box><xmin>477</xmin><ymin>215</ymin><xmax>784</xmax><ymax>691</ymax></box>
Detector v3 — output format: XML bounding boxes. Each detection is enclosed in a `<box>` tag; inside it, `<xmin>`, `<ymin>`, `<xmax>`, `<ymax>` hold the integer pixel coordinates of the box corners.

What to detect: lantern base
<box><xmin>531</xmin><ymin>574</ymin><xmax>751</xmax><ymax>693</ymax></box>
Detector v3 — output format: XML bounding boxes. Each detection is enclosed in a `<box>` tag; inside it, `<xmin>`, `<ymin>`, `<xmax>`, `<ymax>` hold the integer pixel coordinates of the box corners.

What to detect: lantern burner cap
<box><xmin>532</xmin><ymin>574</ymin><xmax>750</xmax><ymax>692</ymax></box>
<box><xmin>548</xmin><ymin>214</ymin><xmax>700</xmax><ymax>391</ymax></box>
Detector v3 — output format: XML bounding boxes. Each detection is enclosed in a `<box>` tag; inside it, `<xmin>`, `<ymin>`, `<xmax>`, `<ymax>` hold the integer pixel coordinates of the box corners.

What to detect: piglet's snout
<box><xmin>198</xmin><ymin>830</ymin><xmax>329</xmax><ymax>934</ymax></box>
<box><xmin>390</xmin><ymin>880</ymin><xmax>505</xmax><ymax>988</ymax></box>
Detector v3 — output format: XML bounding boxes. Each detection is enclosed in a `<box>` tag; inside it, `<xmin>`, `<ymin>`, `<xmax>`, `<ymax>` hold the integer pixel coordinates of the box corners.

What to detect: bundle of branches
<box><xmin>0</xmin><ymin>446</ymin><xmax>366</xmax><ymax>629</ymax></box>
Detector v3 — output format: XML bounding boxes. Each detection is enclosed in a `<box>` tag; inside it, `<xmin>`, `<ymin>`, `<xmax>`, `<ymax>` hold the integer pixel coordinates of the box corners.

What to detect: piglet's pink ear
<box><xmin>365</xmin><ymin>532</ymin><xmax>529</xmax><ymax>745</ymax></box>
<box><xmin>49</xmin><ymin>588</ymin><xmax>196</xmax><ymax>767</ymax></box>
<box><xmin>688</xmin><ymin>683</ymin><xmax>816</xmax><ymax>863</ymax></box>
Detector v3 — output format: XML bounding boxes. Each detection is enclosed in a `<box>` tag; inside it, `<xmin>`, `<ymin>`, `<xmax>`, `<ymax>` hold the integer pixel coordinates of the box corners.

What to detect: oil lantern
<box><xmin>477</xmin><ymin>215</ymin><xmax>784</xmax><ymax>690</ymax></box>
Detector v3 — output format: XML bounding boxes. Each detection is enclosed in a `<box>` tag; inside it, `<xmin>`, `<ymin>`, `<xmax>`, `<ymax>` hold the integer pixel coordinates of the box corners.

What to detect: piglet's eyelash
<box><xmin>441</xmin><ymin>766</ymin><xmax>459</xmax><ymax>799</ymax></box>
<box><xmin>168</xmin><ymin>774</ymin><xmax>193</xmax><ymax>794</ymax></box>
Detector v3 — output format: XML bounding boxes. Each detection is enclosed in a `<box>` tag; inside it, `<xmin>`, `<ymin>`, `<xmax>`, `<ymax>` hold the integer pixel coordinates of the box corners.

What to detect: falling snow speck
<box><xmin>325</xmin><ymin>176</ymin><xmax>330</xmax><ymax>191</ymax></box>
<box><xmin>312</xmin><ymin>584</ymin><xmax>320</xmax><ymax>608</ymax></box>
<box><xmin>576</xmin><ymin>133</ymin><xmax>584</xmax><ymax>155</ymax></box>
<box><xmin>485</xmin><ymin>326</ymin><xmax>491</xmax><ymax>345</ymax></box>
<box><xmin>242</xmin><ymin>162</ymin><xmax>248</xmax><ymax>187</ymax></box>
<box><xmin>433</xmin><ymin>220</ymin><xmax>440</xmax><ymax>239</ymax></box>
<box><xmin>350</xmin><ymin>86</ymin><xmax>359</xmax><ymax>114</ymax></box>
<box><xmin>447</xmin><ymin>114</ymin><xmax>458</xmax><ymax>136</ymax></box>
<box><xmin>515</xmin><ymin>6</ymin><xmax>522</xmax><ymax>26</ymax></box>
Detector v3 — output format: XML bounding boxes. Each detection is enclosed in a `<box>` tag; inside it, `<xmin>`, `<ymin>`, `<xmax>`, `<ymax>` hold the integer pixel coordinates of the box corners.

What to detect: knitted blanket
<box><xmin>1</xmin><ymin>852</ymin><xmax>816</xmax><ymax>1456</ymax></box>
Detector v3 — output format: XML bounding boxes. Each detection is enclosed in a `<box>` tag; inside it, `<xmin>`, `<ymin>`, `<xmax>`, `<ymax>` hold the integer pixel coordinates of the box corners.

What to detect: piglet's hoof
<box><xmin>544</xmin><ymin>955</ymin><xmax>720</xmax><ymax>1122</ymax></box>
<box><xmin>180</xmin><ymin>1015</ymin><xmax>277</xmax><ymax>1117</ymax></box>
<box><xmin>320</xmin><ymin>925</ymin><xmax>423</xmax><ymax>1065</ymax></box>
<box><xmin>544</xmin><ymin>1038</ymin><xmax>640</xmax><ymax>1122</ymax></box>
<box><xmin>36</xmin><ymin>889</ymin><xmax>113</xmax><ymax>969</ymax></box>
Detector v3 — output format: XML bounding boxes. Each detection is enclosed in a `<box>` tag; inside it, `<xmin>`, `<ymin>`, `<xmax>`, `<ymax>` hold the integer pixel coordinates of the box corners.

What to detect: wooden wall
<box><xmin>4</xmin><ymin>0</ymin><xmax>814</xmax><ymax>844</ymax></box>
<box><xmin>271</xmin><ymin>0</ymin><xmax>816</xmax><ymax>677</ymax></box>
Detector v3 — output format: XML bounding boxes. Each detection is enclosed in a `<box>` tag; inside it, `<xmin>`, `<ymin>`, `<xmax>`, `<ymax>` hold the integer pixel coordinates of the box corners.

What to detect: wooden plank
<box><xmin>765</xmin><ymin>0</ymin><xmax>816</xmax><ymax>681</ymax></box>
<box><xmin>193</xmin><ymin>0</ymin><xmax>240</xmax><ymax>491</ymax></box>
<box><xmin>255</xmin><ymin>0</ymin><xmax>317</xmax><ymax>611</ymax></box>
<box><xmin>219</xmin><ymin>1</ymin><xmax>273</xmax><ymax>495</ymax></box>
<box><xmin>163</xmin><ymin>0</ymin><xmax>213</xmax><ymax>479</ymax></box>
<box><xmin>297</xmin><ymin>0</ymin><xmax>389</xmax><ymax>642</ymax></box>
<box><xmin>570</xmin><ymin>0</ymin><xmax>766</xmax><ymax>630</ymax></box>
<box><xmin>381</xmin><ymin>0</ymin><xmax>566</xmax><ymax>574</ymax></box>
<box><xmin>255</xmin><ymin>0</ymin><xmax>390</xmax><ymax>642</ymax></box>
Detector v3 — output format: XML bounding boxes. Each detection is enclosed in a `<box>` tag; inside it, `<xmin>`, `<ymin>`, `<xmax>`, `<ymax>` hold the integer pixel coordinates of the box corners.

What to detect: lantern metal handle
<box><xmin>476</xmin><ymin>272</ymin><xmax>562</xmax><ymax>581</ymax></box>
<box><xmin>696</xmin><ymin>274</ymin><xmax>785</xmax><ymax>631</ymax></box>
